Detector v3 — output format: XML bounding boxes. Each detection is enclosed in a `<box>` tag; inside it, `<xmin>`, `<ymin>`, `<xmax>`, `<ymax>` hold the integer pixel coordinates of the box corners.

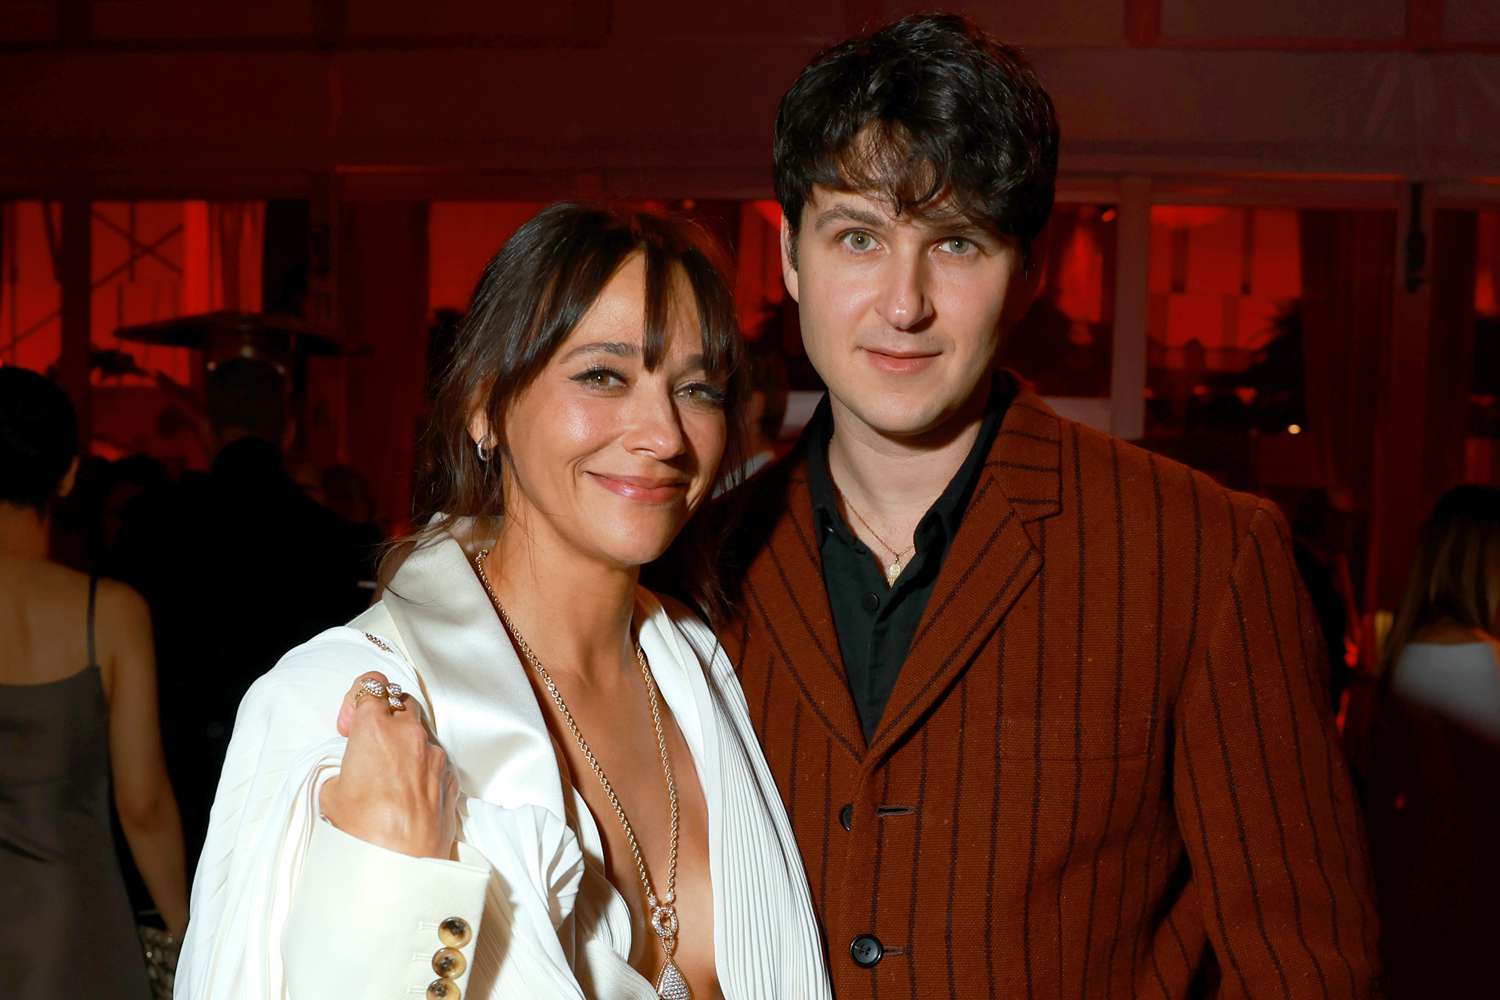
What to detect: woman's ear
<box><xmin>468</xmin><ymin>409</ymin><xmax>491</xmax><ymax>450</ymax></box>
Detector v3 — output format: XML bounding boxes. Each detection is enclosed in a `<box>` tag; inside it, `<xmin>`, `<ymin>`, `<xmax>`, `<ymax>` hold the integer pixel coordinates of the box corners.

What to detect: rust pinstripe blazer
<box><xmin>721</xmin><ymin>387</ymin><xmax>1380</xmax><ymax>999</ymax></box>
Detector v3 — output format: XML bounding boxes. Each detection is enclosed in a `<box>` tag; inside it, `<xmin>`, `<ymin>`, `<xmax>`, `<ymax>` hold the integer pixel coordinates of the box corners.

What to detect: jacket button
<box><xmin>432</xmin><ymin>947</ymin><xmax>467</xmax><ymax>978</ymax></box>
<box><xmin>850</xmin><ymin>934</ymin><xmax>884</xmax><ymax>967</ymax></box>
<box><xmin>438</xmin><ymin>916</ymin><xmax>471</xmax><ymax>948</ymax></box>
<box><xmin>427</xmin><ymin>978</ymin><xmax>461</xmax><ymax>1000</ymax></box>
<box><xmin>861</xmin><ymin>591</ymin><xmax>880</xmax><ymax>612</ymax></box>
<box><xmin>838</xmin><ymin>803</ymin><xmax>853</xmax><ymax>830</ymax></box>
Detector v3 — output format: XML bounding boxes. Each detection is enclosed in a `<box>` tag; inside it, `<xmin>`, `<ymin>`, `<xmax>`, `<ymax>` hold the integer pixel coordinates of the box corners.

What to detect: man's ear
<box><xmin>1000</xmin><ymin>239</ymin><xmax>1046</xmax><ymax>331</ymax></box>
<box><xmin>779</xmin><ymin>214</ymin><xmax>801</xmax><ymax>303</ymax></box>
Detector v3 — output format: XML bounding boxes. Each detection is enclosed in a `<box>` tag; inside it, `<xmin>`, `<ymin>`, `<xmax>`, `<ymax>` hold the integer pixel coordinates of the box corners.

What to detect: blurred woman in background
<box><xmin>1366</xmin><ymin>484</ymin><xmax>1500</xmax><ymax>998</ymax></box>
<box><xmin>0</xmin><ymin>366</ymin><xmax>189</xmax><ymax>998</ymax></box>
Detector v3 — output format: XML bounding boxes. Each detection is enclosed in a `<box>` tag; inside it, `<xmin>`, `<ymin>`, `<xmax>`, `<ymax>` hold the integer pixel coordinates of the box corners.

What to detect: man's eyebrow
<box><xmin>813</xmin><ymin>203</ymin><xmax>993</xmax><ymax>241</ymax></box>
<box><xmin>559</xmin><ymin>341</ymin><xmax>638</xmax><ymax>362</ymax></box>
<box><xmin>812</xmin><ymin>204</ymin><xmax>888</xmax><ymax>231</ymax></box>
<box><xmin>933</xmin><ymin>220</ymin><xmax>995</xmax><ymax>239</ymax></box>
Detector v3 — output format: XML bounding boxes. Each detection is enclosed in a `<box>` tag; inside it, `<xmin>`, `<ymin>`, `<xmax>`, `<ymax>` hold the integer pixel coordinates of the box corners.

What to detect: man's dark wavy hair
<box><xmin>773</xmin><ymin>13</ymin><xmax>1060</xmax><ymax>265</ymax></box>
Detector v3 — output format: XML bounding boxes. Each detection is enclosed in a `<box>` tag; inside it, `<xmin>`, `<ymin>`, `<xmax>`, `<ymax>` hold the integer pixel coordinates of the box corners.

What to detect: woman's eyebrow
<box><xmin>559</xmin><ymin>340</ymin><xmax>638</xmax><ymax>362</ymax></box>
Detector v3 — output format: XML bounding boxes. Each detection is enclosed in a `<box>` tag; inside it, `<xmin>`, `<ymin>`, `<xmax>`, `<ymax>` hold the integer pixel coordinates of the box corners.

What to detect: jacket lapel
<box><xmin>742</xmin><ymin>467</ymin><xmax>869</xmax><ymax>760</ymax></box>
<box><xmin>380</xmin><ymin>525</ymin><xmax>571</xmax><ymax>820</ymax></box>
<box><xmin>866</xmin><ymin>389</ymin><xmax>1063</xmax><ymax>757</ymax></box>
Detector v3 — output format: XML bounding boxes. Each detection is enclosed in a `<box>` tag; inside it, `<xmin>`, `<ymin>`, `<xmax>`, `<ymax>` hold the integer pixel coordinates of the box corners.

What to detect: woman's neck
<box><xmin>480</xmin><ymin>513</ymin><xmax>640</xmax><ymax>687</ymax></box>
<box><xmin>0</xmin><ymin>504</ymin><xmax>49</xmax><ymax>561</ymax></box>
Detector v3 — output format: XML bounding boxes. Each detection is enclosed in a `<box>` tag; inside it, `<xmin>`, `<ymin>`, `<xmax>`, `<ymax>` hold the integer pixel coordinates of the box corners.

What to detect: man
<box><xmin>723</xmin><ymin>14</ymin><xmax>1379</xmax><ymax>997</ymax></box>
<box><xmin>112</xmin><ymin>357</ymin><xmax>377</xmax><ymax>871</ymax></box>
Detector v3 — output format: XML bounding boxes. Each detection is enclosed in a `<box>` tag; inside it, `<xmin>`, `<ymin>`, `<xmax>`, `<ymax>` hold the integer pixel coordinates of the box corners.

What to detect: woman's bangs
<box><xmin>640</xmin><ymin>244</ymin><xmax>739</xmax><ymax>378</ymax></box>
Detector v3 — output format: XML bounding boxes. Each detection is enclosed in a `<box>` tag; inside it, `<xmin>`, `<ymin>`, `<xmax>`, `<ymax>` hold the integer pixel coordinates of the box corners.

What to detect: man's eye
<box><xmin>841</xmin><ymin>230</ymin><xmax>876</xmax><ymax>252</ymax></box>
<box><xmin>941</xmin><ymin>237</ymin><xmax>975</xmax><ymax>255</ymax></box>
<box><xmin>572</xmin><ymin>367</ymin><xmax>626</xmax><ymax>388</ymax></box>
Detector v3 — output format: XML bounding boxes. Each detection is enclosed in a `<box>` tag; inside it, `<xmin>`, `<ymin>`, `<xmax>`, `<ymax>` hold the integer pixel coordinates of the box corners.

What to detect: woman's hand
<box><xmin>319</xmin><ymin>671</ymin><xmax>460</xmax><ymax>859</ymax></box>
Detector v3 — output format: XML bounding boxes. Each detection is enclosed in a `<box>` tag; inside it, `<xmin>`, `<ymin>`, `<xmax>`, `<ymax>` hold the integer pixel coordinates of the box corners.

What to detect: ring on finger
<box><xmin>353</xmin><ymin>677</ymin><xmax>387</xmax><ymax>710</ymax></box>
<box><xmin>386</xmin><ymin>682</ymin><xmax>407</xmax><ymax>712</ymax></box>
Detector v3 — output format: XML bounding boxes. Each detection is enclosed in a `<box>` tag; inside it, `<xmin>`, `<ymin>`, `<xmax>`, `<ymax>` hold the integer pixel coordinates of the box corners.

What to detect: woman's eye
<box><xmin>841</xmin><ymin>230</ymin><xmax>877</xmax><ymax>253</ymax></box>
<box><xmin>572</xmin><ymin>367</ymin><xmax>626</xmax><ymax>389</ymax></box>
<box><xmin>679</xmin><ymin>382</ymin><xmax>727</xmax><ymax>407</ymax></box>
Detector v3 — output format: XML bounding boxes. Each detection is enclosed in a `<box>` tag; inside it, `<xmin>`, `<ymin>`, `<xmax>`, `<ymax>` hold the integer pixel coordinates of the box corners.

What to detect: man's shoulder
<box><xmin>715</xmin><ymin>447</ymin><xmax>807</xmax><ymax>557</ymax></box>
<box><xmin>1052</xmin><ymin>415</ymin><xmax>1275</xmax><ymax>548</ymax></box>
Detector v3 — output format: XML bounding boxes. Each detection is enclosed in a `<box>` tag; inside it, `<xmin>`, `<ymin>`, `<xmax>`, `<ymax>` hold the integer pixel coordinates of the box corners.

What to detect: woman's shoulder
<box><xmin>239</xmin><ymin>606</ymin><xmax>417</xmax><ymax>722</ymax></box>
<box><xmin>643</xmin><ymin>590</ymin><xmax>723</xmax><ymax>665</ymax></box>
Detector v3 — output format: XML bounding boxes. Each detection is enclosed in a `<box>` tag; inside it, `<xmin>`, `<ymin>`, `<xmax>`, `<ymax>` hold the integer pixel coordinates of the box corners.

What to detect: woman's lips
<box><xmin>861</xmin><ymin>347</ymin><xmax>939</xmax><ymax>375</ymax></box>
<box><xmin>587</xmin><ymin>472</ymin><xmax>689</xmax><ymax>504</ymax></box>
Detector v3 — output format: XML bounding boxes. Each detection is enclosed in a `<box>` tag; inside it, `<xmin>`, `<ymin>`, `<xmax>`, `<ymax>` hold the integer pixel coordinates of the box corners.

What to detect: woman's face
<box><xmin>484</xmin><ymin>253</ymin><xmax>729</xmax><ymax>572</ymax></box>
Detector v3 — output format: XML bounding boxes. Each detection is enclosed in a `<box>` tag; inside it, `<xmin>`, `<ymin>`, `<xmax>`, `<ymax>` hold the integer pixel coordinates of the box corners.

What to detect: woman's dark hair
<box><xmin>404</xmin><ymin>203</ymin><xmax>746</xmax><ymax>620</ymax></box>
<box><xmin>773</xmin><ymin>13</ymin><xmax>1059</xmax><ymax>265</ymax></box>
<box><xmin>1380</xmin><ymin>484</ymin><xmax>1500</xmax><ymax>681</ymax></box>
<box><xmin>0</xmin><ymin>366</ymin><xmax>79</xmax><ymax>513</ymax></box>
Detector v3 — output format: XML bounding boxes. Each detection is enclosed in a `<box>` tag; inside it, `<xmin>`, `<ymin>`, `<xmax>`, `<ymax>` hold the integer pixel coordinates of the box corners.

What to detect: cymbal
<box><xmin>114</xmin><ymin>311</ymin><xmax>341</xmax><ymax>358</ymax></box>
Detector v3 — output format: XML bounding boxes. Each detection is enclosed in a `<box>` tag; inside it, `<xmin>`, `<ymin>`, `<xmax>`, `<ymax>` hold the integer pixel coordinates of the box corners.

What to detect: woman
<box><xmin>177</xmin><ymin>205</ymin><xmax>830</xmax><ymax>999</ymax></box>
<box><xmin>0</xmin><ymin>367</ymin><xmax>189</xmax><ymax>997</ymax></box>
<box><xmin>1365</xmin><ymin>484</ymin><xmax>1500</xmax><ymax>998</ymax></box>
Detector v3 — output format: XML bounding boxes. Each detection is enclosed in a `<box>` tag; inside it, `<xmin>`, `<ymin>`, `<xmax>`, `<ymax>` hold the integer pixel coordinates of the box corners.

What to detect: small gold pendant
<box><xmin>656</xmin><ymin>959</ymin><xmax>692</xmax><ymax>1000</ymax></box>
<box><xmin>885</xmin><ymin>560</ymin><xmax>902</xmax><ymax>585</ymax></box>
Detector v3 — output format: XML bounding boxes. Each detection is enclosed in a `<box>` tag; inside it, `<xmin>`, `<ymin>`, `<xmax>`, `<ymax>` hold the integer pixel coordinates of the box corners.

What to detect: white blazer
<box><xmin>175</xmin><ymin>522</ymin><xmax>831</xmax><ymax>999</ymax></box>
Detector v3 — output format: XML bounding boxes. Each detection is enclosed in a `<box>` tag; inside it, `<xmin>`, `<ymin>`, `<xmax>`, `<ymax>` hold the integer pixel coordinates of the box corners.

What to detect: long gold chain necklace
<box><xmin>473</xmin><ymin>550</ymin><xmax>691</xmax><ymax>1000</ymax></box>
<box><xmin>833</xmin><ymin>484</ymin><xmax>916</xmax><ymax>586</ymax></box>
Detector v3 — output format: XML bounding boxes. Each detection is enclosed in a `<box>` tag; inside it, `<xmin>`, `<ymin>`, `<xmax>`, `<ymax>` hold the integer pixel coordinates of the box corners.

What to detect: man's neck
<box><xmin>0</xmin><ymin>504</ymin><xmax>49</xmax><ymax>561</ymax></box>
<box><xmin>825</xmin><ymin>388</ymin><xmax>989</xmax><ymax>526</ymax></box>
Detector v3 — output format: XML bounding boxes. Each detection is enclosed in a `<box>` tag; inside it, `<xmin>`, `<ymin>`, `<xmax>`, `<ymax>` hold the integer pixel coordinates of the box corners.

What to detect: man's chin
<box><xmin>844</xmin><ymin>401</ymin><xmax>958</xmax><ymax>442</ymax></box>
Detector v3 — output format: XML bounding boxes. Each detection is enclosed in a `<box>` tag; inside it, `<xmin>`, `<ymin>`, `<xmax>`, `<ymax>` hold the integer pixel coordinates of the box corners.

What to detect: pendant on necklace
<box><xmin>886</xmin><ymin>560</ymin><xmax>902</xmax><ymax>585</ymax></box>
<box><xmin>656</xmin><ymin>959</ymin><xmax>692</xmax><ymax>1000</ymax></box>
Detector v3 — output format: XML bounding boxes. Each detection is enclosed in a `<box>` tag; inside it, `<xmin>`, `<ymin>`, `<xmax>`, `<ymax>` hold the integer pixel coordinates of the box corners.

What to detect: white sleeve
<box><xmin>282</xmin><ymin>818</ymin><xmax>490</xmax><ymax>999</ymax></box>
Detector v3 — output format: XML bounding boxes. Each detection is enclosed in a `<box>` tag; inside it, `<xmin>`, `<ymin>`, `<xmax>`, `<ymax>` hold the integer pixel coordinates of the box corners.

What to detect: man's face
<box><xmin>782</xmin><ymin>185</ymin><xmax>1031</xmax><ymax>442</ymax></box>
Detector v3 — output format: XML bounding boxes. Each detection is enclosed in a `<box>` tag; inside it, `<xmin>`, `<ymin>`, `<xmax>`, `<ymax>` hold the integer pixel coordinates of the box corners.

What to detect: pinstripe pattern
<box><xmin>724</xmin><ymin>387</ymin><xmax>1379</xmax><ymax>999</ymax></box>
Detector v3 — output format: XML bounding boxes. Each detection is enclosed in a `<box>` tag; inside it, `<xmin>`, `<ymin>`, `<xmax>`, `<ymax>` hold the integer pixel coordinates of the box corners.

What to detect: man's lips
<box><xmin>587</xmin><ymin>472</ymin><xmax>690</xmax><ymax>503</ymax></box>
<box><xmin>861</xmin><ymin>346</ymin><xmax>940</xmax><ymax>374</ymax></box>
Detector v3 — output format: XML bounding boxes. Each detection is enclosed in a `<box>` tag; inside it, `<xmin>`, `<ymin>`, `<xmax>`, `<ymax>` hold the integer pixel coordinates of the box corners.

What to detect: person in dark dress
<box><xmin>0</xmin><ymin>366</ymin><xmax>188</xmax><ymax>998</ymax></box>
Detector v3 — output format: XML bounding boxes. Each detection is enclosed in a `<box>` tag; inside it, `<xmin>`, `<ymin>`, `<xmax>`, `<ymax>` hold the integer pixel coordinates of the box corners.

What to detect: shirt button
<box><xmin>427</xmin><ymin>978</ymin><xmax>461</xmax><ymax>1000</ymax></box>
<box><xmin>438</xmin><ymin>916</ymin><xmax>472</xmax><ymax>948</ymax></box>
<box><xmin>861</xmin><ymin>591</ymin><xmax>880</xmax><ymax>613</ymax></box>
<box><xmin>850</xmin><ymin>934</ymin><xmax>884</xmax><ymax>967</ymax></box>
<box><xmin>838</xmin><ymin>803</ymin><xmax>854</xmax><ymax>830</ymax></box>
<box><xmin>432</xmin><ymin>947</ymin><xmax>467</xmax><ymax>978</ymax></box>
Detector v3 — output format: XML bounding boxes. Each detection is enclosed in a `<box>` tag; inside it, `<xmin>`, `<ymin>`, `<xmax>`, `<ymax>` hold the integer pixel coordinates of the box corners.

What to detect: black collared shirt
<box><xmin>805</xmin><ymin>380</ymin><xmax>1011</xmax><ymax>744</ymax></box>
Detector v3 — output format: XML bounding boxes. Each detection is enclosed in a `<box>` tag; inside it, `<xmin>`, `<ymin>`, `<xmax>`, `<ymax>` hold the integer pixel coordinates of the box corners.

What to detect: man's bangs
<box><xmin>814</xmin><ymin>122</ymin><xmax>972</xmax><ymax>225</ymax></box>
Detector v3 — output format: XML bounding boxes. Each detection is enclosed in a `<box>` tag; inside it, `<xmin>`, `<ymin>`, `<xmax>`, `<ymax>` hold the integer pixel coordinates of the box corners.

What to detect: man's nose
<box><xmin>874</xmin><ymin>254</ymin><xmax>934</xmax><ymax>331</ymax></box>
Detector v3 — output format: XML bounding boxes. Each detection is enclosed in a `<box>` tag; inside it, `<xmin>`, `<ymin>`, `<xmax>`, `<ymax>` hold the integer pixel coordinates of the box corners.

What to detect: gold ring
<box><xmin>386</xmin><ymin>682</ymin><xmax>408</xmax><ymax>712</ymax></box>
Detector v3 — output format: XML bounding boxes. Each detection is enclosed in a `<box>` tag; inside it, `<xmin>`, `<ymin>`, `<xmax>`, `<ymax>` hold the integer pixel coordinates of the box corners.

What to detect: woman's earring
<box><xmin>476</xmin><ymin>439</ymin><xmax>493</xmax><ymax>463</ymax></box>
